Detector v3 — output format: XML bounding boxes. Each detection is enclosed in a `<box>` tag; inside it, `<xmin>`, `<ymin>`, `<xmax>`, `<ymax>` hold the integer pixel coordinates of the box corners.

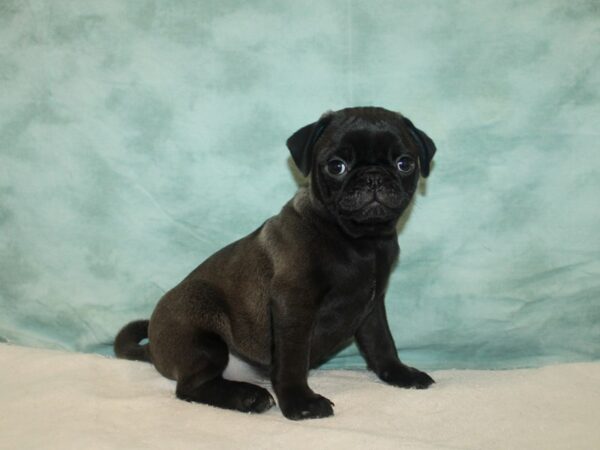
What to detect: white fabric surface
<box><xmin>1</xmin><ymin>343</ymin><xmax>599</xmax><ymax>450</ymax></box>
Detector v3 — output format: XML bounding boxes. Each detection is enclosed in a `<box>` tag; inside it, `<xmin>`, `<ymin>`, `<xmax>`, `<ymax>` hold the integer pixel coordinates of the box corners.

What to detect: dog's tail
<box><xmin>114</xmin><ymin>320</ymin><xmax>151</xmax><ymax>362</ymax></box>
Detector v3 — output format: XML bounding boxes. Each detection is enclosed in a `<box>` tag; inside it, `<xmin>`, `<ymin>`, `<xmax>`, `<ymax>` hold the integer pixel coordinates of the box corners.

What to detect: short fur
<box><xmin>115</xmin><ymin>106</ymin><xmax>437</xmax><ymax>420</ymax></box>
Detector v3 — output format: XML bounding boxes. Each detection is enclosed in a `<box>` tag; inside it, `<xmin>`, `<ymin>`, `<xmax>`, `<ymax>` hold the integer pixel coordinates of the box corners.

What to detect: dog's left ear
<box><xmin>286</xmin><ymin>113</ymin><xmax>333</xmax><ymax>177</ymax></box>
<box><xmin>403</xmin><ymin>117</ymin><xmax>437</xmax><ymax>178</ymax></box>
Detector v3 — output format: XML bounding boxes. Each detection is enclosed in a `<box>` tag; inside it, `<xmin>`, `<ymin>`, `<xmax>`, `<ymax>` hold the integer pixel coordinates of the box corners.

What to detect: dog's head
<box><xmin>287</xmin><ymin>107</ymin><xmax>436</xmax><ymax>238</ymax></box>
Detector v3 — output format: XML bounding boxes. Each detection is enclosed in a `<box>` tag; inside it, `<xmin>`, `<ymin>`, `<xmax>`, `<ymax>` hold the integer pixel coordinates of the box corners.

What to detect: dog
<box><xmin>114</xmin><ymin>106</ymin><xmax>437</xmax><ymax>420</ymax></box>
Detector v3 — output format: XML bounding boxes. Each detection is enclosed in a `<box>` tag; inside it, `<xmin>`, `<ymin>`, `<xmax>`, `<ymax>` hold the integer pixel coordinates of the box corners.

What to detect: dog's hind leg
<box><xmin>148</xmin><ymin>280</ymin><xmax>274</xmax><ymax>413</ymax></box>
<box><xmin>172</xmin><ymin>332</ymin><xmax>275</xmax><ymax>413</ymax></box>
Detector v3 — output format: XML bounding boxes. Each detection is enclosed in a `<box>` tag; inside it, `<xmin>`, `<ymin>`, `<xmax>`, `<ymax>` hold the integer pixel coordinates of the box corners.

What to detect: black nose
<box><xmin>362</xmin><ymin>169</ymin><xmax>384</xmax><ymax>190</ymax></box>
<box><xmin>358</xmin><ymin>168</ymin><xmax>405</xmax><ymax>209</ymax></box>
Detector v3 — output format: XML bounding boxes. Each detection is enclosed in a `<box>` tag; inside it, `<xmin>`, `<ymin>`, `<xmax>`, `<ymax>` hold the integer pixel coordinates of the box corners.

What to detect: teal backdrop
<box><xmin>1</xmin><ymin>0</ymin><xmax>599</xmax><ymax>370</ymax></box>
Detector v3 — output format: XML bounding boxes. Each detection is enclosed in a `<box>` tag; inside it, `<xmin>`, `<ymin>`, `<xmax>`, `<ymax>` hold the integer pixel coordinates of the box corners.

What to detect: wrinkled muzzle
<box><xmin>336</xmin><ymin>169</ymin><xmax>407</xmax><ymax>224</ymax></box>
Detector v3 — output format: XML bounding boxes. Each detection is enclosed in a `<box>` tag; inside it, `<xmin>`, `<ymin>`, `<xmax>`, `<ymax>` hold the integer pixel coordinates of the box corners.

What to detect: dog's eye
<box><xmin>395</xmin><ymin>156</ymin><xmax>415</xmax><ymax>174</ymax></box>
<box><xmin>326</xmin><ymin>159</ymin><xmax>348</xmax><ymax>176</ymax></box>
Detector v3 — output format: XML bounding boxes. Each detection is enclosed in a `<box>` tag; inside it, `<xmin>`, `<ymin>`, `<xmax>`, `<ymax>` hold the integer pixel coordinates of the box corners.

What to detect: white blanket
<box><xmin>1</xmin><ymin>344</ymin><xmax>598</xmax><ymax>449</ymax></box>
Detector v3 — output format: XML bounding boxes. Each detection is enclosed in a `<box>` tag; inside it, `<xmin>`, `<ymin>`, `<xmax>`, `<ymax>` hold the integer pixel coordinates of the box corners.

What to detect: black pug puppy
<box><xmin>115</xmin><ymin>106</ymin><xmax>436</xmax><ymax>420</ymax></box>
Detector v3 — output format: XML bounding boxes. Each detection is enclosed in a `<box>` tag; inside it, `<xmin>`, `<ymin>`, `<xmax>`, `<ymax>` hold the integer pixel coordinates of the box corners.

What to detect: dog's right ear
<box><xmin>286</xmin><ymin>113</ymin><xmax>333</xmax><ymax>177</ymax></box>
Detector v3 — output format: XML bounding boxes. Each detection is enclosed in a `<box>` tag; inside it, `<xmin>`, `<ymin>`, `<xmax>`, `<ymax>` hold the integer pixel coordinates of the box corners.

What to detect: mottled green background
<box><xmin>1</xmin><ymin>0</ymin><xmax>599</xmax><ymax>369</ymax></box>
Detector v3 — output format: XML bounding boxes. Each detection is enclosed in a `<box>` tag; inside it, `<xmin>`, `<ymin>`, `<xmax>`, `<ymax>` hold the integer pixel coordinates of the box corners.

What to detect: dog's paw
<box><xmin>379</xmin><ymin>363</ymin><xmax>435</xmax><ymax>389</ymax></box>
<box><xmin>277</xmin><ymin>388</ymin><xmax>334</xmax><ymax>420</ymax></box>
<box><xmin>233</xmin><ymin>383</ymin><xmax>276</xmax><ymax>413</ymax></box>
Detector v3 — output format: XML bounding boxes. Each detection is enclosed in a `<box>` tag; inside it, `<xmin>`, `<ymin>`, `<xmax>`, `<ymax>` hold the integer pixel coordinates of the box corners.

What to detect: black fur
<box><xmin>114</xmin><ymin>320</ymin><xmax>150</xmax><ymax>362</ymax></box>
<box><xmin>286</xmin><ymin>113</ymin><xmax>333</xmax><ymax>176</ymax></box>
<box><xmin>115</xmin><ymin>107</ymin><xmax>437</xmax><ymax>420</ymax></box>
<box><xmin>403</xmin><ymin>117</ymin><xmax>437</xmax><ymax>178</ymax></box>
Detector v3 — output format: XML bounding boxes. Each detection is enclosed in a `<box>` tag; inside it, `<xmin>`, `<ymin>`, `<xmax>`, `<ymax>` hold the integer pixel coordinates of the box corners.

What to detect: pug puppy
<box><xmin>114</xmin><ymin>106</ymin><xmax>436</xmax><ymax>420</ymax></box>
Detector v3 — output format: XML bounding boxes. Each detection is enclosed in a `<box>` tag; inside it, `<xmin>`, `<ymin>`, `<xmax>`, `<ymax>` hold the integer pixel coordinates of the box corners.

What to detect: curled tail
<box><xmin>114</xmin><ymin>320</ymin><xmax>151</xmax><ymax>362</ymax></box>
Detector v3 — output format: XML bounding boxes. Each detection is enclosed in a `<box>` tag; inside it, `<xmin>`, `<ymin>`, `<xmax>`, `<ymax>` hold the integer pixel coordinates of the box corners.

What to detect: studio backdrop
<box><xmin>1</xmin><ymin>0</ymin><xmax>599</xmax><ymax>369</ymax></box>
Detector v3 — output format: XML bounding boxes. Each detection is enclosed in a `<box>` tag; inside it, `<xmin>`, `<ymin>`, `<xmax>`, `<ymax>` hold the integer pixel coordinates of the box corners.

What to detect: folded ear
<box><xmin>403</xmin><ymin>117</ymin><xmax>437</xmax><ymax>178</ymax></box>
<box><xmin>286</xmin><ymin>113</ymin><xmax>333</xmax><ymax>176</ymax></box>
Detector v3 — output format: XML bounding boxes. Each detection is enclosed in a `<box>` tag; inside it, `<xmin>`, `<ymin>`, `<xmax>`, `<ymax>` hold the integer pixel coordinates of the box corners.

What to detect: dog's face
<box><xmin>287</xmin><ymin>107</ymin><xmax>436</xmax><ymax>238</ymax></box>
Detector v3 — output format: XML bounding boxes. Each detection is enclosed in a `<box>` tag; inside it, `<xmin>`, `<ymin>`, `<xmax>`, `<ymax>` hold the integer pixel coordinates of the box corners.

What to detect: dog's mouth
<box><xmin>339</xmin><ymin>201</ymin><xmax>401</xmax><ymax>231</ymax></box>
<box><xmin>350</xmin><ymin>201</ymin><xmax>396</xmax><ymax>223</ymax></box>
<box><xmin>334</xmin><ymin>185</ymin><xmax>408</xmax><ymax>236</ymax></box>
<box><xmin>334</xmin><ymin>200</ymin><xmax>402</xmax><ymax>238</ymax></box>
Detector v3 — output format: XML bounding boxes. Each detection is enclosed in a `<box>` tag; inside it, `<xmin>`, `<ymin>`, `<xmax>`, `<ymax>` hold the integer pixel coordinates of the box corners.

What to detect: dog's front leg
<box><xmin>270</xmin><ymin>286</ymin><xmax>334</xmax><ymax>420</ymax></box>
<box><xmin>355</xmin><ymin>298</ymin><xmax>435</xmax><ymax>389</ymax></box>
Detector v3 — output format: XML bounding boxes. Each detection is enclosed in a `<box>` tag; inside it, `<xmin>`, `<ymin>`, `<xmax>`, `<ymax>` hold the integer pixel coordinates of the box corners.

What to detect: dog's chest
<box><xmin>320</xmin><ymin>267</ymin><xmax>377</xmax><ymax>324</ymax></box>
<box><xmin>310</xmin><ymin>256</ymin><xmax>380</xmax><ymax>356</ymax></box>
